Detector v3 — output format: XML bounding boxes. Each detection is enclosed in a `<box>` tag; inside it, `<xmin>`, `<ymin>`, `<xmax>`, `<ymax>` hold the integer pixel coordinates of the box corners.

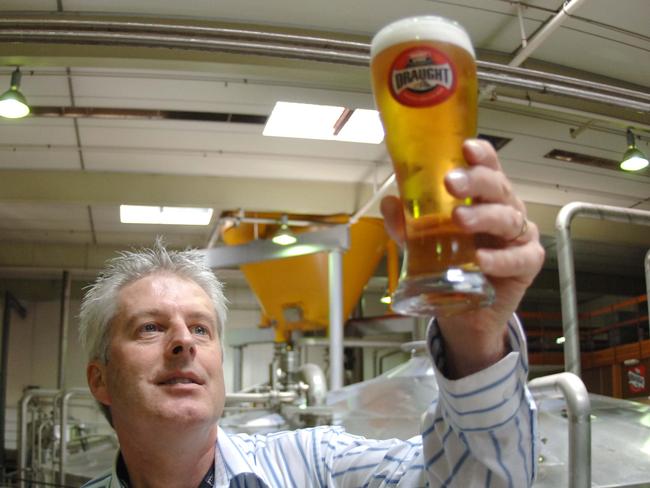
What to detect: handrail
<box><xmin>58</xmin><ymin>388</ymin><xmax>93</xmax><ymax>487</ymax></box>
<box><xmin>224</xmin><ymin>390</ymin><xmax>298</xmax><ymax>406</ymax></box>
<box><xmin>18</xmin><ymin>388</ymin><xmax>59</xmax><ymax>488</ymax></box>
<box><xmin>646</xmin><ymin>250</ymin><xmax>650</xmax><ymax>336</ymax></box>
<box><xmin>555</xmin><ymin>202</ymin><xmax>650</xmax><ymax>377</ymax></box>
<box><xmin>528</xmin><ymin>372</ymin><xmax>591</xmax><ymax>488</ymax></box>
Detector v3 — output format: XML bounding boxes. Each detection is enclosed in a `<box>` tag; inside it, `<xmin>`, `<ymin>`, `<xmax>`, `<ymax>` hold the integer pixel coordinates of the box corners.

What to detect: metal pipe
<box><xmin>2</xmin><ymin>16</ymin><xmax>648</xmax><ymax>113</ymax></box>
<box><xmin>18</xmin><ymin>389</ymin><xmax>59</xmax><ymax>488</ymax></box>
<box><xmin>478</xmin><ymin>71</ymin><xmax>650</xmax><ymax>113</ymax></box>
<box><xmin>299</xmin><ymin>363</ymin><xmax>328</xmax><ymax>406</ymax></box>
<box><xmin>488</xmin><ymin>94</ymin><xmax>650</xmax><ymax>133</ymax></box>
<box><xmin>232</xmin><ymin>345</ymin><xmax>244</xmax><ymax>392</ymax></box>
<box><xmin>58</xmin><ymin>388</ymin><xmax>92</xmax><ymax>487</ymax></box>
<box><xmin>207</xmin><ymin>214</ymin><xmax>337</xmax><ymax>249</ymax></box>
<box><xmin>515</xmin><ymin>1</ymin><xmax>528</xmax><ymax>49</ymax></box>
<box><xmin>386</xmin><ymin>239</ymin><xmax>400</xmax><ymax>299</ymax></box>
<box><xmin>413</xmin><ymin>318</ymin><xmax>429</xmax><ymax>342</ymax></box>
<box><xmin>555</xmin><ymin>202</ymin><xmax>650</xmax><ymax>376</ymax></box>
<box><xmin>328</xmin><ymin>249</ymin><xmax>344</xmax><ymax>391</ymax></box>
<box><xmin>0</xmin><ymin>17</ymin><xmax>369</xmax><ymax>53</ymax></box>
<box><xmin>57</xmin><ymin>270</ymin><xmax>71</xmax><ymax>390</ymax></box>
<box><xmin>378</xmin><ymin>349</ymin><xmax>403</xmax><ymax>375</ymax></box>
<box><xmin>481</xmin><ymin>0</ymin><xmax>588</xmax><ymax>104</ymax></box>
<box><xmin>528</xmin><ymin>372</ymin><xmax>591</xmax><ymax>488</ymax></box>
<box><xmin>510</xmin><ymin>0</ymin><xmax>589</xmax><ymax>67</ymax></box>
<box><xmin>0</xmin><ymin>28</ymin><xmax>368</xmax><ymax>65</ymax></box>
<box><xmin>646</xmin><ymin>250</ymin><xmax>650</xmax><ymax>338</ymax></box>
<box><xmin>1</xmin><ymin>292</ymin><xmax>26</xmax><ymax>472</ymax></box>
<box><xmin>220</xmin><ymin>215</ymin><xmax>324</xmax><ymax>227</ymax></box>
<box><xmin>297</xmin><ymin>337</ymin><xmax>401</xmax><ymax>349</ymax></box>
<box><xmin>224</xmin><ymin>390</ymin><xmax>297</xmax><ymax>406</ymax></box>
<box><xmin>478</xmin><ymin>60</ymin><xmax>650</xmax><ymax>102</ymax></box>
<box><xmin>349</xmin><ymin>173</ymin><xmax>395</xmax><ymax>224</ymax></box>
<box><xmin>206</xmin><ymin>219</ymin><xmax>227</xmax><ymax>249</ymax></box>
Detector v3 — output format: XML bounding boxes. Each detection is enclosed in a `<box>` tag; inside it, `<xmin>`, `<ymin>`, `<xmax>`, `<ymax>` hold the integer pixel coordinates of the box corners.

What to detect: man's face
<box><xmin>87</xmin><ymin>272</ymin><xmax>225</xmax><ymax>430</ymax></box>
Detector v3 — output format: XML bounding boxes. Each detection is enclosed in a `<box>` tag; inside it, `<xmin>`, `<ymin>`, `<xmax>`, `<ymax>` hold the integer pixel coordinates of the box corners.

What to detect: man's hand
<box><xmin>380</xmin><ymin>139</ymin><xmax>545</xmax><ymax>378</ymax></box>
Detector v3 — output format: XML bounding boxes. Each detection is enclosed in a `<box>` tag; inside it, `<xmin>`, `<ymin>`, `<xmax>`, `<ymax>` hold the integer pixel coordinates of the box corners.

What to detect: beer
<box><xmin>370</xmin><ymin>16</ymin><xmax>494</xmax><ymax>315</ymax></box>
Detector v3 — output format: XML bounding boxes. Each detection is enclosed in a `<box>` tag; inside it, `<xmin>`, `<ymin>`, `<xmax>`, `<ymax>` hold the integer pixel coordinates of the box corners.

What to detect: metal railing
<box><xmin>556</xmin><ymin>202</ymin><xmax>650</xmax><ymax>377</ymax></box>
<box><xmin>529</xmin><ymin>372</ymin><xmax>591</xmax><ymax>488</ymax></box>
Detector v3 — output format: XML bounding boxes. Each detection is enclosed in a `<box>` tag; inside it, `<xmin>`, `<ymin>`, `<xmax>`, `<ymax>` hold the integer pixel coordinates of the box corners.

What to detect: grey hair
<box><xmin>79</xmin><ymin>239</ymin><xmax>228</xmax><ymax>365</ymax></box>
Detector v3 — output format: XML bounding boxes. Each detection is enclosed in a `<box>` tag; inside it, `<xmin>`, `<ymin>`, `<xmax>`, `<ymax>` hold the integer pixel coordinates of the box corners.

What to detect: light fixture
<box><xmin>0</xmin><ymin>67</ymin><xmax>30</xmax><ymax>119</ymax></box>
<box><xmin>263</xmin><ymin>101</ymin><xmax>384</xmax><ymax>144</ymax></box>
<box><xmin>271</xmin><ymin>215</ymin><xmax>297</xmax><ymax>246</ymax></box>
<box><xmin>620</xmin><ymin>128</ymin><xmax>649</xmax><ymax>171</ymax></box>
<box><xmin>555</xmin><ymin>336</ymin><xmax>566</xmax><ymax>345</ymax></box>
<box><xmin>380</xmin><ymin>291</ymin><xmax>392</xmax><ymax>305</ymax></box>
<box><xmin>120</xmin><ymin>205</ymin><xmax>213</xmax><ymax>225</ymax></box>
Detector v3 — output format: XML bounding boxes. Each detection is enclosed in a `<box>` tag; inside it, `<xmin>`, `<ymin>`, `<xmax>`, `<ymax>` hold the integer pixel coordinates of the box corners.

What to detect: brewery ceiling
<box><xmin>0</xmin><ymin>0</ymin><xmax>648</xmax><ymax>307</ymax></box>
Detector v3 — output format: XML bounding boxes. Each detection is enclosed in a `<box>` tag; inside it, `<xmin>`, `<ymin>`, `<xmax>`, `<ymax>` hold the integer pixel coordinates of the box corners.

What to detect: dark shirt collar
<box><xmin>116</xmin><ymin>452</ymin><xmax>214</xmax><ymax>488</ymax></box>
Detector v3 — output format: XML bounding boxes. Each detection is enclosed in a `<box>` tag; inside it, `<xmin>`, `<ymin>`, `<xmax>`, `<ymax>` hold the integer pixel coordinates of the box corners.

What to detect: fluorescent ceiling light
<box><xmin>338</xmin><ymin>109</ymin><xmax>385</xmax><ymax>144</ymax></box>
<box><xmin>263</xmin><ymin>101</ymin><xmax>384</xmax><ymax>144</ymax></box>
<box><xmin>120</xmin><ymin>205</ymin><xmax>213</xmax><ymax>225</ymax></box>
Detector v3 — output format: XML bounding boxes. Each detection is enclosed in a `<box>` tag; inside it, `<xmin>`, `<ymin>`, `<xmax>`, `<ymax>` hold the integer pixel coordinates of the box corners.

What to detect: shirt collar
<box><xmin>105</xmin><ymin>426</ymin><xmax>269</xmax><ymax>488</ymax></box>
<box><xmin>214</xmin><ymin>426</ymin><xmax>270</xmax><ymax>488</ymax></box>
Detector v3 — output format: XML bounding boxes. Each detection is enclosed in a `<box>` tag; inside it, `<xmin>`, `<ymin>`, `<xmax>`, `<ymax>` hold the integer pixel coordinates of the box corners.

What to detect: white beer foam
<box><xmin>370</xmin><ymin>16</ymin><xmax>475</xmax><ymax>60</ymax></box>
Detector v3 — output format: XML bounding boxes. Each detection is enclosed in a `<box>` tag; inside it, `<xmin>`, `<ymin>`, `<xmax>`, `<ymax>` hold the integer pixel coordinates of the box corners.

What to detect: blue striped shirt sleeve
<box><xmin>423</xmin><ymin>314</ymin><xmax>537</xmax><ymax>487</ymax></box>
<box><xmin>221</xmin><ymin>314</ymin><xmax>536</xmax><ymax>487</ymax></box>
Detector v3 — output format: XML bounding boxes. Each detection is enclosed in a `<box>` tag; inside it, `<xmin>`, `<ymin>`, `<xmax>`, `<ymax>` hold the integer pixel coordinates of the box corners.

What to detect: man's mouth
<box><xmin>161</xmin><ymin>378</ymin><xmax>198</xmax><ymax>385</ymax></box>
<box><xmin>157</xmin><ymin>373</ymin><xmax>203</xmax><ymax>386</ymax></box>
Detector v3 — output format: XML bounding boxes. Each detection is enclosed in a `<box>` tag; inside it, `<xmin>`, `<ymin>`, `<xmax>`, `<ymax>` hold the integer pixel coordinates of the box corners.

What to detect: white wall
<box><xmin>1</xmin><ymin>281</ymin><xmax>300</xmax><ymax>451</ymax></box>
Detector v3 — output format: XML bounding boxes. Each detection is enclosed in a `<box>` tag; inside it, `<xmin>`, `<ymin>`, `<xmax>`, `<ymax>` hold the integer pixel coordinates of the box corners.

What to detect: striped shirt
<box><xmin>83</xmin><ymin>316</ymin><xmax>536</xmax><ymax>487</ymax></box>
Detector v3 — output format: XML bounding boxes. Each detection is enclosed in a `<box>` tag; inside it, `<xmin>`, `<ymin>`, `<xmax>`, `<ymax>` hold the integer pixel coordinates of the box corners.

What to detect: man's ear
<box><xmin>87</xmin><ymin>361</ymin><xmax>112</xmax><ymax>406</ymax></box>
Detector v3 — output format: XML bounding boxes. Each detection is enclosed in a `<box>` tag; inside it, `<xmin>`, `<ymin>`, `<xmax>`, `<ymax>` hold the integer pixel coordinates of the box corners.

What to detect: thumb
<box><xmin>380</xmin><ymin>195</ymin><xmax>406</xmax><ymax>246</ymax></box>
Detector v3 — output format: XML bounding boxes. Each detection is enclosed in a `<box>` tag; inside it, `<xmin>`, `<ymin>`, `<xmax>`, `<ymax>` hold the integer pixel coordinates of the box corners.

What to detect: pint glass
<box><xmin>370</xmin><ymin>16</ymin><xmax>495</xmax><ymax>316</ymax></box>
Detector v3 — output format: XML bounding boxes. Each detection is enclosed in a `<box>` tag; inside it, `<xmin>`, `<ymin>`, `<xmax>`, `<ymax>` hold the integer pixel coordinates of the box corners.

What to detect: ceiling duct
<box><xmin>30</xmin><ymin>106</ymin><xmax>268</xmax><ymax>124</ymax></box>
<box><xmin>1</xmin><ymin>15</ymin><xmax>648</xmax><ymax>115</ymax></box>
<box><xmin>545</xmin><ymin>148</ymin><xmax>649</xmax><ymax>174</ymax></box>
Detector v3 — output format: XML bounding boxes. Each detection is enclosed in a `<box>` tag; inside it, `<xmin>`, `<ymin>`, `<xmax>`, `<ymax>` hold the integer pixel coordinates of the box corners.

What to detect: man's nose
<box><xmin>167</xmin><ymin>324</ymin><xmax>196</xmax><ymax>358</ymax></box>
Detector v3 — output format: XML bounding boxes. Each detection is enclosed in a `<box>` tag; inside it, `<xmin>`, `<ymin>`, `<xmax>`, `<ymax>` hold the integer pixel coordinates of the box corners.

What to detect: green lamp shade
<box><xmin>620</xmin><ymin>146</ymin><xmax>649</xmax><ymax>171</ymax></box>
<box><xmin>0</xmin><ymin>87</ymin><xmax>30</xmax><ymax>118</ymax></box>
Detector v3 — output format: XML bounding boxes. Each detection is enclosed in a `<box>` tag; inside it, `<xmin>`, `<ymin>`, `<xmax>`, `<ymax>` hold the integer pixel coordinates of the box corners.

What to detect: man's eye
<box><xmin>193</xmin><ymin>325</ymin><xmax>209</xmax><ymax>336</ymax></box>
<box><xmin>140</xmin><ymin>323</ymin><xmax>160</xmax><ymax>333</ymax></box>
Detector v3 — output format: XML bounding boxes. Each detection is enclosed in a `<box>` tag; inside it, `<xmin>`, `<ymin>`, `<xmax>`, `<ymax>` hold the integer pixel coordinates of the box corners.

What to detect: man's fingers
<box><xmin>462</xmin><ymin>139</ymin><xmax>502</xmax><ymax>171</ymax></box>
<box><xmin>476</xmin><ymin>240</ymin><xmax>546</xmax><ymax>283</ymax></box>
<box><xmin>454</xmin><ymin>204</ymin><xmax>532</xmax><ymax>243</ymax></box>
<box><xmin>380</xmin><ymin>195</ymin><xmax>406</xmax><ymax>245</ymax></box>
<box><xmin>445</xmin><ymin>166</ymin><xmax>525</xmax><ymax>212</ymax></box>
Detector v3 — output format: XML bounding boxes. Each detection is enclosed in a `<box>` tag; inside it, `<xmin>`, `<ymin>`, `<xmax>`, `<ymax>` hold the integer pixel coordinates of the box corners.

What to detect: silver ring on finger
<box><xmin>509</xmin><ymin>211</ymin><xmax>528</xmax><ymax>242</ymax></box>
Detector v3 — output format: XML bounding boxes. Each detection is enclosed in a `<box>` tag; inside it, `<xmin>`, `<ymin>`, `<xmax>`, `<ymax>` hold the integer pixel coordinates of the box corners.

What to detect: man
<box><xmin>79</xmin><ymin>139</ymin><xmax>544</xmax><ymax>487</ymax></box>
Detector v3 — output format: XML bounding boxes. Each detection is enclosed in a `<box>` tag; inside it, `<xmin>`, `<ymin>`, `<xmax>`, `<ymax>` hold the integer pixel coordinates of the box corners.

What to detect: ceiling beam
<box><xmin>0</xmin><ymin>169</ymin><xmax>648</xmax><ymax>245</ymax></box>
<box><xmin>0</xmin><ymin>169</ymin><xmax>372</xmax><ymax>214</ymax></box>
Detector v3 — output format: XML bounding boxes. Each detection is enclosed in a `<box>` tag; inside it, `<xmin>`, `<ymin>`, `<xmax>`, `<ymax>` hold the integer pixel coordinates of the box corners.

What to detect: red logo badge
<box><xmin>389</xmin><ymin>46</ymin><xmax>456</xmax><ymax>107</ymax></box>
<box><xmin>627</xmin><ymin>364</ymin><xmax>646</xmax><ymax>394</ymax></box>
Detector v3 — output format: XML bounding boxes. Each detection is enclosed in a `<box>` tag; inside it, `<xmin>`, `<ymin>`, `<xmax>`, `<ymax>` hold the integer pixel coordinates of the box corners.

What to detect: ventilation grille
<box><xmin>545</xmin><ymin>149</ymin><xmax>623</xmax><ymax>171</ymax></box>
<box><xmin>478</xmin><ymin>133</ymin><xmax>511</xmax><ymax>151</ymax></box>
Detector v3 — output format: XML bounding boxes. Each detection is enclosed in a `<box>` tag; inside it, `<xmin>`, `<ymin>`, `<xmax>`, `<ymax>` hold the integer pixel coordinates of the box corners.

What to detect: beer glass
<box><xmin>370</xmin><ymin>16</ymin><xmax>495</xmax><ymax>316</ymax></box>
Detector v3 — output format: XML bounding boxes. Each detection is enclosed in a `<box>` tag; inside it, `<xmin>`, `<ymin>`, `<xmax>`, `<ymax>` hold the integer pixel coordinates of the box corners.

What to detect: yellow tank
<box><xmin>221</xmin><ymin>211</ymin><xmax>389</xmax><ymax>342</ymax></box>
